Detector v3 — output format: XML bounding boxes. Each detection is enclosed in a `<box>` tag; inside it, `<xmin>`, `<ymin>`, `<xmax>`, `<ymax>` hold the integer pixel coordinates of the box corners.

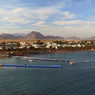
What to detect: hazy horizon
<box><xmin>0</xmin><ymin>0</ymin><xmax>95</xmax><ymax>38</ymax></box>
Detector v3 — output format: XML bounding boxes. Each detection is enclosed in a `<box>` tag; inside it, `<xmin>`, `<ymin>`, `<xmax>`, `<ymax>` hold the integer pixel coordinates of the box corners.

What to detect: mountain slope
<box><xmin>0</xmin><ymin>33</ymin><xmax>24</xmax><ymax>39</ymax></box>
<box><xmin>0</xmin><ymin>31</ymin><xmax>64</xmax><ymax>40</ymax></box>
<box><xmin>84</xmin><ymin>36</ymin><xmax>95</xmax><ymax>40</ymax></box>
<box><xmin>26</xmin><ymin>31</ymin><xmax>63</xmax><ymax>40</ymax></box>
<box><xmin>65</xmin><ymin>36</ymin><xmax>80</xmax><ymax>40</ymax></box>
<box><xmin>26</xmin><ymin>31</ymin><xmax>44</xmax><ymax>39</ymax></box>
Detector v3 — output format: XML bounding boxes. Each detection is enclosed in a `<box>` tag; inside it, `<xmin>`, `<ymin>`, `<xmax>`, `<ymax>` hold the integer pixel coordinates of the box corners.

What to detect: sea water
<box><xmin>0</xmin><ymin>51</ymin><xmax>95</xmax><ymax>95</ymax></box>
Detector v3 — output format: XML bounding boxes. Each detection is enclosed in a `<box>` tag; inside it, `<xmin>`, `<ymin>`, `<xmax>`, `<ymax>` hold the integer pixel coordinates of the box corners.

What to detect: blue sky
<box><xmin>0</xmin><ymin>0</ymin><xmax>95</xmax><ymax>38</ymax></box>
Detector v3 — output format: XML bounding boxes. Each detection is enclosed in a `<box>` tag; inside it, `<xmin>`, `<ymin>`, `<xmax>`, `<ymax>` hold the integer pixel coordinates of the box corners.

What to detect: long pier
<box><xmin>0</xmin><ymin>64</ymin><xmax>62</xmax><ymax>68</ymax></box>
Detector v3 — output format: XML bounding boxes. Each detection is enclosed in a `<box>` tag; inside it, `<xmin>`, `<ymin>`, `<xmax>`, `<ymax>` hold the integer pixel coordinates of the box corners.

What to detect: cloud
<box><xmin>62</xmin><ymin>11</ymin><xmax>76</xmax><ymax>19</ymax></box>
<box><xmin>28</xmin><ymin>19</ymin><xmax>95</xmax><ymax>38</ymax></box>
<box><xmin>0</xmin><ymin>0</ymin><xmax>95</xmax><ymax>38</ymax></box>
<box><xmin>32</xmin><ymin>21</ymin><xmax>45</xmax><ymax>26</ymax></box>
<box><xmin>31</xmin><ymin>24</ymin><xmax>95</xmax><ymax>38</ymax></box>
<box><xmin>0</xmin><ymin>8</ymin><xmax>31</xmax><ymax>24</ymax></box>
<box><xmin>0</xmin><ymin>0</ymin><xmax>72</xmax><ymax>24</ymax></box>
<box><xmin>0</xmin><ymin>4</ymin><xmax>61</xmax><ymax>24</ymax></box>
<box><xmin>0</xmin><ymin>24</ymin><xmax>20</xmax><ymax>33</ymax></box>
<box><xmin>53</xmin><ymin>20</ymin><xmax>95</xmax><ymax>26</ymax></box>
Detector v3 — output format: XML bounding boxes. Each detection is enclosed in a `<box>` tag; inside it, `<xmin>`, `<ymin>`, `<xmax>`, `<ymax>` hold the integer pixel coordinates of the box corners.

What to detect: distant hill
<box><xmin>84</xmin><ymin>36</ymin><xmax>95</xmax><ymax>40</ymax></box>
<box><xmin>26</xmin><ymin>31</ymin><xmax>44</xmax><ymax>39</ymax></box>
<box><xmin>25</xmin><ymin>31</ymin><xmax>63</xmax><ymax>40</ymax></box>
<box><xmin>0</xmin><ymin>31</ymin><xmax>63</xmax><ymax>40</ymax></box>
<box><xmin>0</xmin><ymin>33</ymin><xmax>24</xmax><ymax>39</ymax></box>
<box><xmin>65</xmin><ymin>36</ymin><xmax>80</xmax><ymax>40</ymax></box>
<box><xmin>45</xmin><ymin>36</ymin><xmax>63</xmax><ymax>39</ymax></box>
<box><xmin>13</xmin><ymin>33</ymin><xmax>26</xmax><ymax>37</ymax></box>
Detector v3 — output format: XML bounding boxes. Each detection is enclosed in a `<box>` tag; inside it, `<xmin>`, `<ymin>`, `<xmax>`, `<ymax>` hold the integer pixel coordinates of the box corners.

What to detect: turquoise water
<box><xmin>0</xmin><ymin>51</ymin><xmax>95</xmax><ymax>95</ymax></box>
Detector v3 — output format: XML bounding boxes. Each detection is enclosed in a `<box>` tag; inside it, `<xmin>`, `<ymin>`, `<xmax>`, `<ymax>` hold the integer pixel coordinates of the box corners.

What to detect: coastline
<box><xmin>0</xmin><ymin>49</ymin><xmax>94</xmax><ymax>58</ymax></box>
<box><xmin>0</xmin><ymin>39</ymin><xmax>94</xmax><ymax>58</ymax></box>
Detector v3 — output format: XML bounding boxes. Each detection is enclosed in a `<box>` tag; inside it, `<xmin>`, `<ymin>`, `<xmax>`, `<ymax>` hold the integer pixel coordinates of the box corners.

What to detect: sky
<box><xmin>0</xmin><ymin>0</ymin><xmax>95</xmax><ymax>38</ymax></box>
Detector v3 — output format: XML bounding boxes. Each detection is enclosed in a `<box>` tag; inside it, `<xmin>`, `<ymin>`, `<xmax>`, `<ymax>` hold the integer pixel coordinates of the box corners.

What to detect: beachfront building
<box><xmin>45</xmin><ymin>42</ymin><xmax>52</xmax><ymax>48</ymax></box>
<box><xmin>0</xmin><ymin>40</ymin><xmax>94</xmax><ymax>52</ymax></box>
<box><xmin>0</xmin><ymin>46</ymin><xmax>3</xmax><ymax>50</ymax></box>
<box><xmin>32</xmin><ymin>44</ymin><xmax>42</xmax><ymax>49</ymax></box>
<box><xmin>19</xmin><ymin>42</ymin><xmax>26</xmax><ymax>46</ymax></box>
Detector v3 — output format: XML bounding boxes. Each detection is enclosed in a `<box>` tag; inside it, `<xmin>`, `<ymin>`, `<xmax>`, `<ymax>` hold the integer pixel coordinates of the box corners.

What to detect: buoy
<box><xmin>24</xmin><ymin>56</ymin><xmax>28</xmax><ymax>59</ymax></box>
<box><xmin>29</xmin><ymin>60</ymin><xmax>33</xmax><ymax>62</ymax></box>
<box><xmin>69</xmin><ymin>62</ymin><xmax>74</xmax><ymax>65</ymax></box>
<box><xmin>0</xmin><ymin>64</ymin><xmax>2</xmax><ymax>67</ymax></box>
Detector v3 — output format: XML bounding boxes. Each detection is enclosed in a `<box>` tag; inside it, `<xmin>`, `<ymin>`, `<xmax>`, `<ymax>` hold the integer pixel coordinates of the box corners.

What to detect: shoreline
<box><xmin>0</xmin><ymin>49</ymin><xmax>94</xmax><ymax>58</ymax></box>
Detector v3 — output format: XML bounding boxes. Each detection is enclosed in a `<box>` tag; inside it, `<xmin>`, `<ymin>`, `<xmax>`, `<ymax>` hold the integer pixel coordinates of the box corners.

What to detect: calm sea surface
<box><xmin>0</xmin><ymin>51</ymin><xmax>95</xmax><ymax>95</ymax></box>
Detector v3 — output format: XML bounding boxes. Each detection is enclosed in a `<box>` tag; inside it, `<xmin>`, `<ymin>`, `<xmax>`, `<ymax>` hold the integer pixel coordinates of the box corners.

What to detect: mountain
<box><xmin>65</xmin><ymin>36</ymin><xmax>80</xmax><ymax>40</ymax></box>
<box><xmin>84</xmin><ymin>36</ymin><xmax>95</xmax><ymax>40</ymax></box>
<box><xmin>45</xmin><ymin>36</ymin><xmax>63</xmax><ymax>39</ymax></box>
<box><xmin>13</xmin><ymin>33</ymin><xmax>26</xmax><ymax>37</ymax></box>
<box><xmin>26</xmin><ymin>31</ymin><xmax>63</xmax><ymax>40</ymax></box>
<box><xmin>0</xmin><ymin>31</ymin><xmax>63</xmax><ymax>40</ymax></box>
<box><xmin>26</xmin><ymin>31</ymin><xmax>44</xmax><ymax>39</ymax></box>
<box><xmin>0</xmin><ymin>33</ymin><xmax>24</xmax><ymax>39</ymax></box>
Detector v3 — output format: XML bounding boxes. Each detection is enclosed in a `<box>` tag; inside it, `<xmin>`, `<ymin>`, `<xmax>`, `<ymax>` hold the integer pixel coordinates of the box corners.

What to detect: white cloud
<box><xmin>0</xmin><ymin>0</ymin><xmax>95</xmax><ymax>38</ymax></box>
<box><xmin>53</xmin><ymin>20</ymin><xmax>95</xmax><ymax>26</ymax></box>
<box><xmin>32</xmin><ymin>21</ymin><xmax>45</xmax><ymax>26</ymax></box>
<box><xmin>0</xmin><ymin>0</ymin><xmax>71</xmax><ymax>24</ymax></box>
<box><xmin>62</xmin><ymin>11</ymin><xmax>76</xmax><ymax>19</ymax></box>
<box><xmin>0</xmin><ymin>8</ymin><xmax>31</xmax><ymax>24</ymax></box>
<box><xmin>0</xmin><ymin>24</ymin><xmax>20</xmax><ymax>33</ymax></box>
<box><xmin>29</xmin><ymin>20</ymin><xmax>95</xmax><ymax>38</ymax></box>
<box><xmin>0</xmin><ymin>5</ymin><xmax>61</xmax><ymax>24</ymax></box>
